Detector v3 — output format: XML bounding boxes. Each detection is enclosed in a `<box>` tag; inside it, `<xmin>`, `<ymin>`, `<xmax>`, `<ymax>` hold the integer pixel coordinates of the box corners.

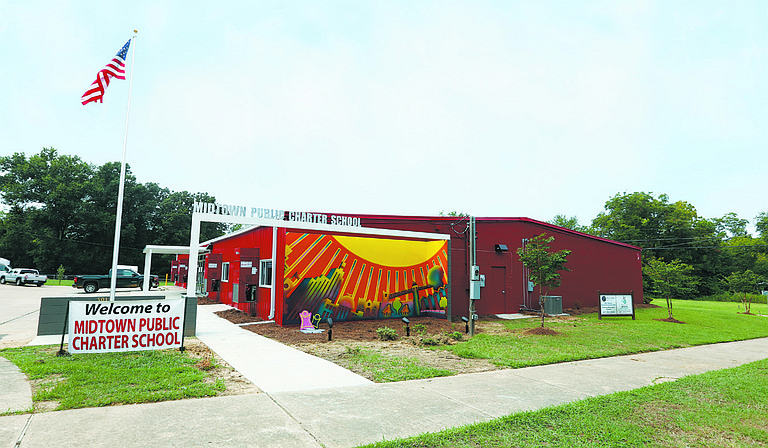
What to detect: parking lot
<box><xmin>0</xmin><ymin>283</ymin><xmax>165</xmax><ymax>349</ymax></box>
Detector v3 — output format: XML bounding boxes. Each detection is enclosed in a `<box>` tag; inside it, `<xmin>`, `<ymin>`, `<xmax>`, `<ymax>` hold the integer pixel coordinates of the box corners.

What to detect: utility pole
<box><xmin>468</xmin><ymin>216</ymin><xmax>479</xmax><ymax>336</ymax></box>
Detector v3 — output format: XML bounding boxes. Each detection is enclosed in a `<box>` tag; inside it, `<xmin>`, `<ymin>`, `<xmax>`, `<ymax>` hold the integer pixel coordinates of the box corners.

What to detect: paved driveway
<box><xmin>0</xmin><ymin>283</ymin><xmax>164</xmax><ymax>349</ymax></box>
<box><xmin>0</xmin><ymin>284</ymin><xmax>76</xmax><ymax>349</ymax></box>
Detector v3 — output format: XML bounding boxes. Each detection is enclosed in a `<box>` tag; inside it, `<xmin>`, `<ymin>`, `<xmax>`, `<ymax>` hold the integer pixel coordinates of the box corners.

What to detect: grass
<box><xmin>42</xmin><ymin>279</ymin><xmax>177</xmax><ymax>287</ymax></box>
<box><xmin>343</xmin><ymin>347</ymin><xmax>453</xmax><ymax>382</ymax></box>
<box><xmin>447</xmin><ymin>300</ymin><xmax>768</xmax><ymax>368</ymax></box>
<box><xmin>44</xmin><ymin>279</ymin><xmax>73</xmax><ymax>286</ymax></box>
<box><xmin>0</xmin><ymin>344</ymin><xmax>224</xmax><ymax>412</ymax></box>
<box><xmin>359</xmin><ymin>358</ymin><xmax>768</xmax><ymax>447</ymax></box>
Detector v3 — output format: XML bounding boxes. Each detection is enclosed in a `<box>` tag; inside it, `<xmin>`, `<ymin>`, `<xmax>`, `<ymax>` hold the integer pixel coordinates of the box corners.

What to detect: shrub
<box><xmin>413</xmin><ymin>323</ymin><xmax>428</xmax><ymax>335</ymax></box>
<box><xmin>446</xmin><ymin>331</ymin><xmax>463</xmax><ymax>341</ymax></box>
<box><xmin>376</xmin><ymin>326</ymin><xmax>398</xmax><ymax>341</ymax></box>
<box><xmin>420</xmin><ymin>337</ymin><xmax>440</xmax><ymax>346</ymax></box>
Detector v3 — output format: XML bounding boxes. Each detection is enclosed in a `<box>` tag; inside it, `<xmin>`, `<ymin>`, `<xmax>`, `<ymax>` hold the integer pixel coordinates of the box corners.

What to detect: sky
<box><xmin>1</xmin><ymin>0</ymin><xmax>766</xmax><ymax>231</ymax></box>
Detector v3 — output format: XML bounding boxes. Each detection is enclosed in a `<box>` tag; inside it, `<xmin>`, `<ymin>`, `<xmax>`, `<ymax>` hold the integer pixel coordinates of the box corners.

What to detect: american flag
<box><xmin>81</xmin><ymin>39</ymin><xmax>131</xmax><ymax>105</ymax></box>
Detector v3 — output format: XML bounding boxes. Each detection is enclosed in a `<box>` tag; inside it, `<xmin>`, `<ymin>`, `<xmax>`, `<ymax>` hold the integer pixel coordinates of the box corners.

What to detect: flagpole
<box><xmin>109</xmin><ymin>31</ymin><xmax>138</xmax><ymax>302</ymax></box>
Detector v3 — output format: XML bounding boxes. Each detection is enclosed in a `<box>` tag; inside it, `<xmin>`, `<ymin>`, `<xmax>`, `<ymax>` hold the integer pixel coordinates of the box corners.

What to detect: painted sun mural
<box><xmin>282</xmin><ymin>232</ymin><xmax>449</xmax><ymax>325</ymax></box>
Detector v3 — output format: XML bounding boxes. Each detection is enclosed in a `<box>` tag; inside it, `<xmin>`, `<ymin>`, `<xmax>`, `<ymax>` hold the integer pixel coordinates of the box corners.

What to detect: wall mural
<box><xmin>283</xmin><ymin>232</ymin><xmax>449</xmax><ymax>326</ymax></box>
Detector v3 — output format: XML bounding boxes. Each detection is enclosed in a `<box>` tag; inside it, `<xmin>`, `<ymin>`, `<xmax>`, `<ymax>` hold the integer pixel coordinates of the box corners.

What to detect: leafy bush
<box><xmin>693</xmin><ymin>293</ymin><xmax>766</xmax><ymax>303</ymax></box>
<box><xmin>413</xmin><ymin>323</ymin><xmax>428</xmax><ymax>335</ymax></box>
<box><xmin>421</xmin><ymin>337</ymin><xmax>440</xmax><ymax>346</ymax></box>
<box><xmin>446</xmin><ymin>331</ymin><xmax>463</xmax><ymax>341</ymax></box>
<box><xmin>344</xmin><ymin>346</ymin><xmax>362</xmax><ymax>356</ymax></box>
<box><xmin>376</xmin><ymin>326</ymin><xmax>398</xmax><ymax>341</ymax></box>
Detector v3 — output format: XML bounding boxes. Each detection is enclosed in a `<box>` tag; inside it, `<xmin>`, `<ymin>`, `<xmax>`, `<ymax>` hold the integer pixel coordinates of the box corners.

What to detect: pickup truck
<box><xmin>73</xmin><ymin>268</ymin><xmax>160</xmax><ymax>293</ymax></box>
<box><xmin>1</xmin><ymin>268</ymin><xmax>48</xmax><ymax>286</ymax></box>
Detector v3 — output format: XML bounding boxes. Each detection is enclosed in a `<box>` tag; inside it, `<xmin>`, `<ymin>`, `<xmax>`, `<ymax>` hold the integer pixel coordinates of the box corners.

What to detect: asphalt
<box><xmin>1</xmin><ymin>285</ymin><xmax>767</xmax><ymax>448</ymax></box>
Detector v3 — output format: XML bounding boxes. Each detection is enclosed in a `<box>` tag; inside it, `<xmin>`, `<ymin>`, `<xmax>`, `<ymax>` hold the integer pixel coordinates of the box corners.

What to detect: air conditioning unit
<box><xmin>541</xmin><ymin>296</ymin><xmax>562</xmax><ymax>315</ymax></box>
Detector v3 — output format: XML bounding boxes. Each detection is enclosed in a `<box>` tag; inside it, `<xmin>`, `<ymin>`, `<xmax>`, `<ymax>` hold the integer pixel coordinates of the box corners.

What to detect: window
<box><xmin>222</xmin><ymin>262</ymin><xmax>230</xmax><ymax>282</ymax></box>
<box><xmin>259</xmin><ymin>260</ymin><xmax>273</xmax><ymax>287</ymax></box>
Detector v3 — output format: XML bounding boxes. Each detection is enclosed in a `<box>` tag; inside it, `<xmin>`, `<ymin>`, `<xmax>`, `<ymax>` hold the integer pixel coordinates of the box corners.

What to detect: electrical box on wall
<box><xmin>480</xmin><ymin>274</ymin><xmax>486</xmax><ymax>287</ymax></box>
<box><xmin>470</xmin><ymin>281</ymin><xmax>481</xmax><ymax>300</ymax></box>
<box><xmin>470</xmin><ymin>265</ymin><xmax>480</xmax><ymax>281</ymax></box>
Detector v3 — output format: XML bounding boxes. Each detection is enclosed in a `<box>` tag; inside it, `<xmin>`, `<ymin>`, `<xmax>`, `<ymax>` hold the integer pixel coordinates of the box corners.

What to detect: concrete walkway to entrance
<box><xmin>194</xmin><ymin>304</ymin><xmax>373</xmax><ymax>393</ymax></box>
<box><xmin>1</xmin><ymin>285</ymin><xmax>767</xmax><ymax>448</ymax></box>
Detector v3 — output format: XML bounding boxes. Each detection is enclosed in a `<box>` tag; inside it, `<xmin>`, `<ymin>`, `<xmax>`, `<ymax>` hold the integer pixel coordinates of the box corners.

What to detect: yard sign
<box><xmin>68</xmin><ymin>298</ymin><xmax>185</xmax><ymax>353</ymax></box>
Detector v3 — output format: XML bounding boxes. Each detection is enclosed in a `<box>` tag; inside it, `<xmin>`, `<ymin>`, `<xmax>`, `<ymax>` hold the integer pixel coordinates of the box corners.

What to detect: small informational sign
<box><xmin>68</xmin><ymin>298</ymin><xmax>185</xmax><ymax>354</ymax></box>
<box><xmin>241</xmin><ymin>261</ymin><xmax>253</xmax><ymax>268</ymax></box>
<box><xmin>598</xmin><ymin>291</ymin><xmax>635</xmax><ymax>320</ymax></box>
<box><xmin>251</xmin><ymin>267</ymin><xmax>258</xmax><ymax>276</ymax></box>
<box><xmin>208</xmin><ymin>263</ymin><xmax>218</xmax><ymax>269</ymax></box>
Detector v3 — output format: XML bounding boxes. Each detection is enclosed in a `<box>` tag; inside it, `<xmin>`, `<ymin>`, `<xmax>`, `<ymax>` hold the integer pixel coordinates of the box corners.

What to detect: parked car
<box><xmin>1</xmin><ymin>268</ymin><xmax>47</xmax><ymax>286</ymax></box>
<box><xmin>73</xmin><ymin>268</ymin><xmax>160</xmax><ymax>293</ymax></box>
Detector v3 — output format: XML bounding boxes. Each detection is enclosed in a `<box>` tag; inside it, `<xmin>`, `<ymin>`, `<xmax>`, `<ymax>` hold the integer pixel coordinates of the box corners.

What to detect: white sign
<box><xmin>241</xmin><ymin>261</ymin><xmax>252</xmax><ymax>268</ymax></box>
<box><xmin>191</xmin><ymin>201</ymin><xmax>361</xmax><ymax>227</ymax></box>
<box><xmin>68</xmin><ymin>299</ymin><xmax>185</xmax><ymax>354</ymax></box>
<box><xmin>600</xmin><ymin>294</ymin><xmax>633</xmax><ymax>316</ymax></box>
<box><xmin>208</xmin><ymin>263</ymin><xmax>218</xmax><ymax>269</ymax></box>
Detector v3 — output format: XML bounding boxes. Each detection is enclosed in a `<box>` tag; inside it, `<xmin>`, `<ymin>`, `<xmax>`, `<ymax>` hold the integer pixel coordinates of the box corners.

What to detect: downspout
<box><xmin>268</xmin><ymin>225</ymin><xmax>277</xmax><ymax>320</ymax></box>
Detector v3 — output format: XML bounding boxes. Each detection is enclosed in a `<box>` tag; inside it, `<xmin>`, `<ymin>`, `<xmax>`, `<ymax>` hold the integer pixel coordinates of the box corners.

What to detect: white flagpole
<box><xmin>109</xmin><ymin>31</ymin><xmax>138</xmax><ymax>302</ymax></box>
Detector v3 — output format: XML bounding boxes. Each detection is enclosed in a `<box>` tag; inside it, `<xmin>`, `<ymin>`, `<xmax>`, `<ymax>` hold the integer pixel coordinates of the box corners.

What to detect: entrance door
<box><xmin>477</xmin><ymin>266</ymin><xmax>507</xmax><ymax>315</ymax></box>
<box><xmin>196</xmin><ymin>253</ymin><xmax>206</xmax><ymax>295</ymax></box>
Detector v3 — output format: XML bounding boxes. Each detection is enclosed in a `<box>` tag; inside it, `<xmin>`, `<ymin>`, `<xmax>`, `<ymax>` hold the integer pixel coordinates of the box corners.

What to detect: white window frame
<box><xmin>221</xmin><ymin>262</ymin><xmax>230</xmax><ymax>282</ymax></box>
<box><xmin>259</xmin><ymin>259</ymin><xmax>273</xmax><ymax>287</ymax></box>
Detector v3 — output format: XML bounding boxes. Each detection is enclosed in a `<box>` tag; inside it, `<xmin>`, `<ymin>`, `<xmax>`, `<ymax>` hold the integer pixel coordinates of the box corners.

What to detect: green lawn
<box><xmin>342</xmin><ymin>346</ymin><xmax>453</xmax><ymax>382</ymax></box>
<box><xmin>0</xmin><ymin>343</ymin><xmax>224</xmax><ymax>413</ymax></box>
<box><xmin>447</xmin><ymin>300</ymin><xmax>768</xmax><ymax>368</ymax></box>
<box><xmin>43</xmin><ymin>279</ymin><xmax>176</xmax><ymax>287</ymax></box>
<box><xmin>360</xmin><ymin>358</ymin><xmax>768</xmax><ymax>447</ymax></box>
<box><xmin>44</xmin><ymin>279</ymin><xmax>73</xmax><ymax>286</ymax></box>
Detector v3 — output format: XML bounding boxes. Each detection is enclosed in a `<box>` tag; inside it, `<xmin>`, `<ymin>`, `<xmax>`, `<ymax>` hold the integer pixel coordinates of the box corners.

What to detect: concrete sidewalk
<box><xmin>195</xmin><ymin>304</ymin><xmax>373</xmax><ymax>393</ymax></box>
<box><xmin>1</xmin><ymin>296</ymin><xmax>767</xmax><ymax>447</ymax></box>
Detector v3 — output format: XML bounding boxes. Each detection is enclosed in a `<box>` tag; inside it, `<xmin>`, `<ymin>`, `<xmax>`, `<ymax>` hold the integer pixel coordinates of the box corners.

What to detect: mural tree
<box><xmin>517</xmin><ymin>233</ymin><xmax>571</xmax><ymax>328</ymax></box>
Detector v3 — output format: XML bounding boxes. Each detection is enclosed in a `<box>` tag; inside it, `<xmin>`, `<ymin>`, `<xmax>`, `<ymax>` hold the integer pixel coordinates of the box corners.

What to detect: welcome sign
<box><xmin>68</xmin><ymin>299</ymin><xmax>185</xmax><ymax>353</ymax></box>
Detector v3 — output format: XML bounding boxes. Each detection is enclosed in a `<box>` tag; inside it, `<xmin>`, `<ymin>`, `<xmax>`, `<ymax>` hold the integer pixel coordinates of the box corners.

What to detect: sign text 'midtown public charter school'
<box><xmin>68</xmin><ymin>299</ymin><xmax>185</xmax><ymax>354</ymax></box>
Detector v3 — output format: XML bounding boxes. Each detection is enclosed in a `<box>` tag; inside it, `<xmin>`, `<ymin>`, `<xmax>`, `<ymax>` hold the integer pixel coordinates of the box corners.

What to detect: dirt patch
<box><xmin>238</xmin><ymin>317</ymin><xmax>501</xmax><ymax>379</ymax></box>
<box><xmin>197</xmin><ymin>296</ymin><xmax>220</xmax><ymax>306</ymax></box>
<box><xmin>242</xmin><ymin>316</ymin><xmax>458</xmax><ymax>344</ymax></box>
<box><xmin>655</xmin><ymin>318</ymin><xmax>686</xmax><ymax>324</ymax></box>
<box><xmin>183</xmin><ymin>338</ymin><xmax>261</xmax><ymax>396</ymax></box>
<box><xmin>524</xmin><ymin>326</ymin><xmax>561</xmax><ymax>336</ymax></box>
<box><xmin>214</xmin><ymin>308</ymin><xmax>263</xmax><ymax>324</ymax></box>
<box><xmin>296</xmin><ymin>339</ymin><xmax>500</xmax><ymax>377</ymax></box>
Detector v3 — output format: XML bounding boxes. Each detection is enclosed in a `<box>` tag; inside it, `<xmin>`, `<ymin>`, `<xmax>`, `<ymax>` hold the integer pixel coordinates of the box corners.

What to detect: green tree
<box><xmin>643</xmin><ymin>258</ymin><xmax>698</xmax><ymax>320</ymax></box>
<box><xmin>0</xmin><ymin>148</ymin><xmax>93</xmax><ymax>272</ymax></box>
<box><xmin>517</xmin><ymin>233</ymin><xmax>571</xmax><ymax>328</ymax></box>
<box><xmin>712</xmin><ymin>212</ymin><xmax>749</xmax><ymax>238</ymax></box>
<box><xmin>722</xmin><ymin>270</ymin><xmax>763</xmax><ymax>314</ymax></box>
<box><xmin>591</xmin><ymin>192</ymin><xmax>724</xmax><ymax>296</ymax></box>
<box><xmin>548</xmin><ymin>214</ymin><xmax>589</xmax><ymax>233</ymax></box>
<box><xmin>754</xmin><ymin>212</ymin><xmax>768</xmax><ymax>239</ymax></box>
<box><xmin>0</xmin><ymin>148</ymin><xmax>226</xmax><ymax>276</ymax></box>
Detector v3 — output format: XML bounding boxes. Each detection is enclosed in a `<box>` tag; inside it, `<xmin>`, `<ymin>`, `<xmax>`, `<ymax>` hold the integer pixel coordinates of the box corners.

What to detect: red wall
<box><xmin>205</xmin><ymin>227</ymin><xmax>277</xmax><ymax>318</ymax></box>
<box><xmin>354</xmin><ymin>215</ymin><xmax>643</xmax><ymax>316</ymax></box>
<box><xmin>184</xmin><ymin>214</ymin><xmax>642</xmax><ymax>324</ymax></box>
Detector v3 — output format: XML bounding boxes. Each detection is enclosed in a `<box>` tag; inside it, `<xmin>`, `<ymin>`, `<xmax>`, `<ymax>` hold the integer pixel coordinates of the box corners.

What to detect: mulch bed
<box><xmin>241</xmin><ymin>316</ymin><xmax>458</xmax><ymax>345</ymax></box>
<box><xmin>214</xmin><ymin>308</ymin><xmax>263</xmax><ymax>324</ymax></box>
<box><xmin>200</xmin><ymin>298</ymin><xmax>665</xmax><ymax>344</ymax></box>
